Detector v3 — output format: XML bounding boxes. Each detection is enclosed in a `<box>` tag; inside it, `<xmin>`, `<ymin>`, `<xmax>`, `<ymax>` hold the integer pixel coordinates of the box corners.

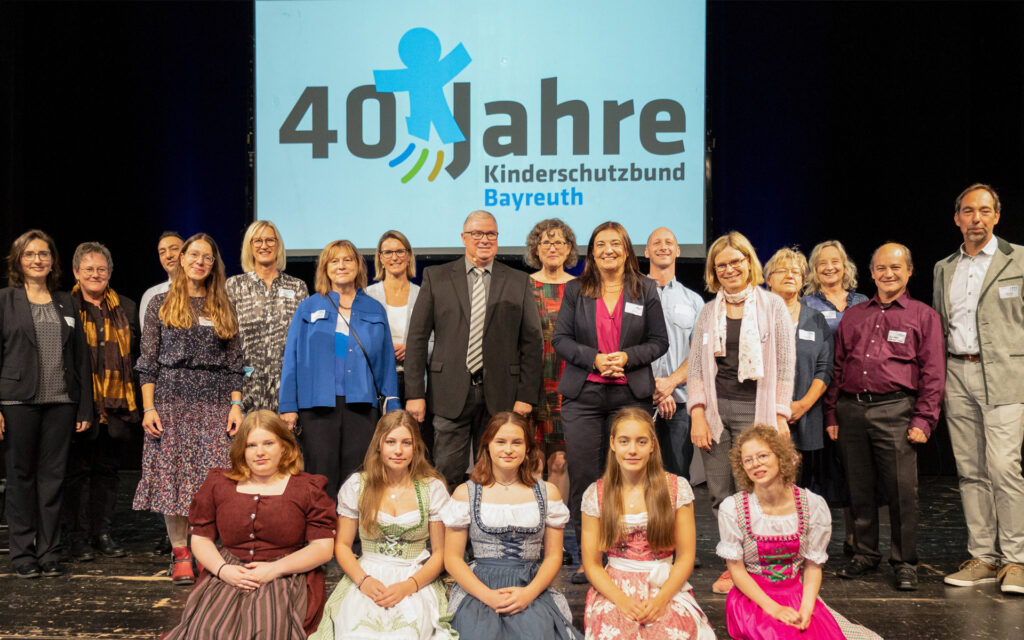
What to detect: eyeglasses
<box><xmin>539</xmin><ymin>240</ymin><xmax>567</xmax><ymax>249</ymax></box>
<box><xmin>770</xmin><ymin>268</ymin><xmax>802</xmax><ymax>277</ymax></box>
<box><xmin>79</xmin><ymin>267</ymin><xmax>109</xmax><ymax>277</ymax></box>
<box><xmin>252</xmin><ymin>237</ymin><xmax>277</xmax><ymax>246</ymax></box>
<box><xmin>463</xmin><ymin>230</ymin><xmax>498</xmax><ymax>241</ymax></box>
<box><xmin>185</xmin><ymin>251</ymin><xmax>215</xmax><ymax>265</ymax></box>
<box><xmin>714</xmin><ymin>257</ymin><xmax>748</xmax><ymax>273</ymax></box>
<box><xmin>23</xmin><ymin>250</ymin><xmax>52</xmax><ymax>261</ymax></box>
<box><xmin>742</xmin><ymin>452</ymin><xmax>774</xmax><ymax>468</ymax></box>
<box><xmin>380</xmin><ymin>249</ymin><xmax>408</xmax><ymax>259</ymax></box>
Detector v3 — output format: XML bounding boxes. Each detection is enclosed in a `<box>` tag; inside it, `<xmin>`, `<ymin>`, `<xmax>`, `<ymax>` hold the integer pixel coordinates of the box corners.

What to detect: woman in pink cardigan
<box><xmin>686</xmin><ymin>231</ymin><xmax>795</xmax><ymax>595</ymax></box>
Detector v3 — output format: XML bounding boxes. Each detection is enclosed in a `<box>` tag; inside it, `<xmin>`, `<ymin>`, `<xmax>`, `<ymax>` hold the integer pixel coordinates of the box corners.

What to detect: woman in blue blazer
<box><xmin>552</xmin><ymin>221</ymin><xmax>668</xmax><ymax>582</ymax></box>
<box><xmin>279</xmin><ymin>240</ymin><xmax>398</xmax><ymax>498</ymax></box>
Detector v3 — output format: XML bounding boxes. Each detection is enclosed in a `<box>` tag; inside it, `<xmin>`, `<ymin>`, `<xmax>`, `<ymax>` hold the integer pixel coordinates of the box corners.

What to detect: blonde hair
<box><xmin>704</xmin><ymin>231</ymin><xmax>764</xmax><ymax>293</ymax></box>
<box><xmin>729</xmin><ymin>424</ymin><xmax>800</xmax><ymax>492</ymax></box>
<box><xmin>357</xmin><ymin>411</ymin><xmax>444</xmax><ymax>536</ymax></box>
<box><xmin>597</xmin><ymin>408</ymin><xmax>675</xmax><ymax>551</ymax></box>
<box><xmin>240</xmin><ymin>220</ymin><xmax>286</xmax><ymax>272</ymax></box>
<box><xmin>225</xmin><ymin>411</ymin><xmax>303</xmax><ymax>481</ymax></box>
<box><xmin>373</xmin><ymin>230</ymin><xmax>416</xmax><ymax>281</ymax></box>
<box><xmin>159</xmin><ymin>233</ymin><xmax>238</xmax><ymax>340</ymax></box>
<box><xmin>805</xmin><ymin>240</ymin><xmax>858</xmax><ymax>294</ymax></box>
<box><xmin>314</xmin><ymin>240</ymin><xmax>368</xmax><ymax>295</ymax></box>
<box><xmin>764</xmin><ymin>247</ymin><xmax>808</xmax><ymax>292</ymax></box>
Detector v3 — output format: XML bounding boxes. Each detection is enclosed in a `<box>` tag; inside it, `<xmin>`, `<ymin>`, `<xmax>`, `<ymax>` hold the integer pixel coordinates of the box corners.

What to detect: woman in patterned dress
<box><xmin>717</xmin><ymin>424</ymin><xmax>881</xmax><ymax>640</ymax></box>
<box><xmin>225</xmin><ymin>220</ymin><xmax>308</xmax><ymax>414</ymax></box>
<box><xmin>581</xmin><ymin>408</ymin><xmax>715</xmax><ymax>640</ymax></box>
<box><xmin>311</xmin><ymin>410</ymin><xmax>456</xmax><ymax>640</ymax></box>
<box><xmin>164</xmin><ymin>410</ymin><xmax>336</xmax><ymax>639</ymax></box>
<box><xmin>133</xmin><ymin>233</ymin><xmax>244</xmax><ymax>585</ymax></box>
<box><xmin>442</xmin><ymin>412</ymin><xmax>582</xmax><ymax>640</ymax></box>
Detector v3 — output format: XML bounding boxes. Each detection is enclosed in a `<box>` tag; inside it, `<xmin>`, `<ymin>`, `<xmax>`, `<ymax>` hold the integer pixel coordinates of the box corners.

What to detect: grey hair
<box><xmin>463</xmin><ymin>210</ymin><xmax>497</xmax><ymax>230</ymax></box>
<box><xmin>72</xmin><ymin>242</ymin><xmax>113</xmax><ymax>272</ymax></box>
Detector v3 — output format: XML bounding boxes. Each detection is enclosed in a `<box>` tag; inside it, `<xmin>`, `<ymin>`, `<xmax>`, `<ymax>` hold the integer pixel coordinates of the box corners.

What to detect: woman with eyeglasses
<box><xmin>0</xmin><ymin>230</ymin><xmax>93</xmax><ymax>579</ymax></box>
<box><xmin>279</xmin><ymin>240</ymin><xmax>399</xmax><ymax>500</ymax></box>
<box><xmin>552</xmin><ymin>221</ymin><xmax>669</xmax><ymax>585</ymax></box>
<box><xmin>686</xmin><ymin>231</ymin><xmax>795</xmax><ymax>595</ymax></box>
<box><xmin>133</xmin><ymin>233</ymin><xmax>244</xmax><ymax>585</ymax></box>
<box><xmin>225</xmin><ymin>220</ymin><xmax>308</xmax><ymax>414</ymax></box>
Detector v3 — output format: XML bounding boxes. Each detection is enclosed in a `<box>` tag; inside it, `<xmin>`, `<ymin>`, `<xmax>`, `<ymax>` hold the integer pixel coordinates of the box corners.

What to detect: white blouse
<box><xmin>715</xmin><ymin>491</ymin><xmax>831</xmax><ymax>566</ymax></box>
<box><xmin>581</xmin><ymin>474</ymin><xmax>695</xmax><ymax>526</ymax></box>
<box><xmin>336</xmin><ymin>474</ymin><xmax>450</xmax><ymax>524</ymax></box>
<box><xmin>441</xmin><ymin>494</ymin><xmax>570</xmax><ymax>530</ymax></box>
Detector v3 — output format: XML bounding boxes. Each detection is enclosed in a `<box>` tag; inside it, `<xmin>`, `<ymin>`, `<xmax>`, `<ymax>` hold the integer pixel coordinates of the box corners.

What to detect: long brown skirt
<box><xmin>163</xmin><ymin>549</ymin><xmax>308</xmax><ymax>640</ymax></box>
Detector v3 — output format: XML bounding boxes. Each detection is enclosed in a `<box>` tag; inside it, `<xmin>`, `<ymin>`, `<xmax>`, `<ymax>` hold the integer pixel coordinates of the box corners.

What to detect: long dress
<box><xmin>164</xmin><ymin>470</ymin><xmax>338</xmax><ymax>639</ymax></box>
<box><xmin>716</xmin><ymin>486</ymin><xmax>882</xmax><ymax>640</ymax></box>
<box><xmin>133</xmin><ymin>295</ymin><xmax>243</xmax><ymax>515</ymax></box>
<box><xmin>310</xmin><ymin>474</ymin><xmax>457</xmax><ymax>640</ymax></box>
<box><xmin>530</xmin><ymin>279</ymin><xmax>568</xmax><ymax>455</ymax></box>
<box><xmin>441</xmin><ymin>479</ymin><xmax>582</xmax><ymax>639</ymax></box>
<box><xmin>582</xmin><ymin>474</ymin><xmax>716</xmax><ymax>640</ymax></box>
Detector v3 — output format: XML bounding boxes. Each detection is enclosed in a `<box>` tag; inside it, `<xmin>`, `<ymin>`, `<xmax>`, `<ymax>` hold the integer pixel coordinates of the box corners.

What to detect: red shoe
<box><xmin>712</xmin><ymin>569</ymin><xmax>733</xmax><ymax>594</ymax></box>
<box><xmin>171</xmin><ymin>546</ymin><xmax>195</xmax><ymax>585</ymax></box>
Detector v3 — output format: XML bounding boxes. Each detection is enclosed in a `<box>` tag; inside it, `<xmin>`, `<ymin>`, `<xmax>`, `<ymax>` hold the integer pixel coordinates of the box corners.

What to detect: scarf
<box><xmin>72</xmin><ymin>284</ymin><xmax>140</xmax><ymax>423</ymax></box>
<box><xmin>713</xmin><ymin>285</ymin><xmax>764</xmax><ymax>382</ymax></box>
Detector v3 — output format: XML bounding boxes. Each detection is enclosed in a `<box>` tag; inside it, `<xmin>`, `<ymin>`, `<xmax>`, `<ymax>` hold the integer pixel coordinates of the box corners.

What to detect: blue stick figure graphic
<box><xmin>374</xmin><ymin>28</ymin><xmax>471</xmax><ymax>144</ymax></box>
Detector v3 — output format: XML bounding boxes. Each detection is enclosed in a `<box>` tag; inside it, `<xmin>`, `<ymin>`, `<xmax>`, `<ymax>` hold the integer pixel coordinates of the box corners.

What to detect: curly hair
<box><xmin>728</xmin><ymin>423</ymin><xmax>801</xmax><ymax>492</ymax></box>
<box><xmin>805</xmin><ymin>240</ymin><xmax>858</xmax><ymax>295</ymax></box>
<box><xmin>524</xmin><ymin>218</ymin><xmax>578</xmax><ymax>270</ymax></box>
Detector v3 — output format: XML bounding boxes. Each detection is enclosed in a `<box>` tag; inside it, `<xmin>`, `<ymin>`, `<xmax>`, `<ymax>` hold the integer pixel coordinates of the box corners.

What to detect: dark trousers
<box><xmin>299</xmin><ymin>397</ymin><xmax>378</xmax><ymax>499</ymax></box>
<box><xmin>397</xmin><ymin>370</ymin><xmax>434</xmax><ymax>462</ymax></box>
<box><xmin>836</xmin><ymin>395</ymin><xmax>919</xmax><ymax>568</ymax></box>
<box><xmin>63</xmin><ymin>418</ymin><xmax>128</xmax><ymax>539</ymax></box>
<box><xmin>432</xmin><ymin>383</ymin><xmax>488</xmax><ymax>490</ymax></box>
<box><xmin>655</xmin><ymin>409</ymin><xmax>694</xmax><ymax>481</ymax></box>
<box><xmin>1</xmin><ymin>403</ymin><xmax>76</xmax><ymax>568</ymax></box>
<box><xmin>561</xmin><ymin>382</ymin><xmax>649</xmax><ymax>543</ymax></box>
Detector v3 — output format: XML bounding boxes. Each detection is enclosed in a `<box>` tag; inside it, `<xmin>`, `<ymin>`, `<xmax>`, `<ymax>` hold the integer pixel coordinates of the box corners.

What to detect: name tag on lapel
<box><xmin>64</xmin><ymin>316</ymin><xmax>76</xmax><ymax>328</ymax></box>
<box><xmin>624</xmin><ymin>302</ymin><xmax>644</xmax><ymax>316</ymax></box>
<box><xmin>887</xmin><ymin>330</ymin><xmax>907</xmax><ymax>344</ymax></box>
<box><xmin>999</xmin><ymin>284</ymin><xmax>1020</xmax><ymax>299</ymax></box>
<box><xmin>198</xmin><ymin>317</ymin><xmax>214</xmax><ymax>327</ymax></box>
<box><xmin>279</xmin><ymin>288</ymin><xmax>295</xmax><ymax>299</ymax></box>
<box><xmin>822</xmin><ymin>310</ymin><xmax>837</xmax><ymax>319</ymax></box>
<box><xmin>798</xmin><ymin>329</ymin><xmax>815</xmax><ymax>341</ymax></box>
<box><xmin>702</xmin><ymin>332</ymin><xmax>709</xmax><ymax>345</ymax></box>
<box><xmin>310</xmin><ymin>309</ymin><xmax>327</xmax><ymax>323</ymax></box>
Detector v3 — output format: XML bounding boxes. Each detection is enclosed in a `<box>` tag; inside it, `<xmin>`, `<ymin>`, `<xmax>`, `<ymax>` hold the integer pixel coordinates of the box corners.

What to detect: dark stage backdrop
<box><xmin>2</xmin><ymin>1</ymin><xmax>1023</xmax><ymax>474</ymax></box>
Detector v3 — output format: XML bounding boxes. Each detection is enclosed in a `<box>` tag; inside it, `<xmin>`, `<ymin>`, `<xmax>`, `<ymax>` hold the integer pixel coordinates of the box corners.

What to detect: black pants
<box><xmin>397</xmin><ymin>370</ymin><xmax>434</xmax><ymax>461</ymax></box>
<box><xmin>63</xmin><ymin>417</ymin><xmax>129</xmax><ymax>540</ymax></box>
<box><xmin>836</xmin><ymin>395</ymin><xmax>919</xmax><ymax>568</ymax></box>
<box><xmin>298</xmin><ymin>397</ymin><xmax>378</xmax><ymax>499</ymax></box>
<box><xmin>432</xmin><ymin>383</ymin><xmax>488</xmax><ymax>490</ymax></box>
<box><xmin>1</xmin><ymin>402</ymin><xmax>76</xmax><ymax>569</ymax></box>
<box><xmin>561</xmin><ymin>382</ymin><xmax>649</xmax><ymax>544</ymax></box>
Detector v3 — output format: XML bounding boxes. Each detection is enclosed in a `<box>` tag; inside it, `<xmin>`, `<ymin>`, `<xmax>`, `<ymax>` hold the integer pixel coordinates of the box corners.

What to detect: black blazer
<box><xmin>405</xmin><ymin>258</ymin><xmax>543</xmax><ymax>419</ymax></box>
<box><xmin>552</xmin><ymin>277</ymin><xmax>669</xmax><ymax>400</ymax></box>
<box><xmin>0</xmin><ymin>287</ymin><xmax>93</xmax><ymax>421</ymax></box>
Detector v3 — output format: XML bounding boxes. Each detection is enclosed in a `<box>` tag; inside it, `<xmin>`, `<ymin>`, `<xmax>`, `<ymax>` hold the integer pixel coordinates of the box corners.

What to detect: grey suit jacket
<box><xmin>405</xmin><ymin>258</ymin><xmax>543</xmax><ymax>419</ymax></box>
<box><xmin>933</xmin><ymin>236</ymin><xmax>1024</xmax><ymax>404</ymax></box>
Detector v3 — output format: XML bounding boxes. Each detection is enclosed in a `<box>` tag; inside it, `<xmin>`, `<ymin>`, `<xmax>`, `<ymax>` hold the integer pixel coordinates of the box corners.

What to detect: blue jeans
<box><xmin>655</xmin><ymin>408</ymin><xmax>694</xmax><ymax>481</ymax></box>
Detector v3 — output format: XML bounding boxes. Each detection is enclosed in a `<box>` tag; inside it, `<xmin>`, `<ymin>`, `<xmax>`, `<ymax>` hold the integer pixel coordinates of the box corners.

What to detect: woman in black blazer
<box><xmin>0</xmin><ymin>230</ymin><xmax>92</xmax><ymax>579</ymax></box>
<box><xmin>552</xmin><ymin>221</ymin><xmax>668</xmax><ymax>581</ymax></box>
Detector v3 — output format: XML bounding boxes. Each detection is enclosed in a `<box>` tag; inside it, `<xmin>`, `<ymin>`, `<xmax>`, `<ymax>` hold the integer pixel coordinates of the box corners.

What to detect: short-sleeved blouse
<box><xmin>188</xmin><ymin>469</ymin><xmax>337</xmax><ymax>561</ymax></box>
<box><xmin>441</xmin><ymin>490</ymin><xmax>570</xmax><ymax>530</ymax></box>
<box><xmin>715</xmin><ymin>490</ymin><xmax>831</xmax><ymax>565</ymax></box>
<box><xmin>581</xmin><ymin>474</ymin><xmax>694</xmax><ymax>522</ymax></box>
<box><xmin>336</xmin><ymin>473</ymin><xmax>450</xmax><ymax>524</ymax></box>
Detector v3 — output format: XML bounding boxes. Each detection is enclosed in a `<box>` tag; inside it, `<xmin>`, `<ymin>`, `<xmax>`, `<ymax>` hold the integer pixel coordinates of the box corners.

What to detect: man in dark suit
<box><xmin>405</xmin><ymin>210</ymin><xmax>543</xmax><ymax>488</ymax></box>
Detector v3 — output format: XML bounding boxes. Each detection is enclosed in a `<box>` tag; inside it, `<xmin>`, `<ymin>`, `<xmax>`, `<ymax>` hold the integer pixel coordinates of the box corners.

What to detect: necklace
<box><xmin>387</xmin><ymin>481</ymin><xmax>411</xmax><ymax>500</ymax></box>
<box><xmin>494</xmin><ymin>478</ymin><xmax>518</xmax><ymax>490</ymax></box>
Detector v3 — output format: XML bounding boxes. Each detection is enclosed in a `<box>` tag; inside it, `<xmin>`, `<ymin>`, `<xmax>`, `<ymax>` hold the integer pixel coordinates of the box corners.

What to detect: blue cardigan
<box><xmin>279</xmin><ymin>290</ymin><xmax>399</xmax><ymax>413</ymax></box>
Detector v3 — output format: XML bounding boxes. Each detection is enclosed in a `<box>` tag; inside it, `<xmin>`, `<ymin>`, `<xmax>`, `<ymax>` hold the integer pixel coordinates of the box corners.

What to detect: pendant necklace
<box><xmin>494</xmin><ymin>479</ymin><xmax>517</xmax><ymax>491</ymax></box>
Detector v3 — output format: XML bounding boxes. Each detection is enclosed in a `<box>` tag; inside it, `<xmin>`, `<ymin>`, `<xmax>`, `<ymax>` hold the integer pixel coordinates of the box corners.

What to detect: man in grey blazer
<box><xmin>934</xmin><ymin>183</ymin><xmax>1024</xmax><ymax>595</ymax></box>
<box><xmin>405</xmin><ymin>210</ymin><xmax>543</xmax><ymax>488</ymax></box>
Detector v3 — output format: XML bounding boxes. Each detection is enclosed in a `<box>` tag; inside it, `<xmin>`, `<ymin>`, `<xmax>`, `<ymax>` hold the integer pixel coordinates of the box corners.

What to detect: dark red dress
<box><xmin>164</xmin><ymin>470</ymin><xmax>337</xmax><ymax>639</ymax></box>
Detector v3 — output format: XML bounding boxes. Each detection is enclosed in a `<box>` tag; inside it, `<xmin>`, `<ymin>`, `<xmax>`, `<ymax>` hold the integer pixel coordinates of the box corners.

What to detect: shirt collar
<box><xmin>868</xmin><ymin>290</ymin><xmax>910</xmax><ymax>308</ymax></box>
<box><xmin>958</xmin><ymin>234</ymin><xmax>998</xmax><ymax>259</ymax></box>
<box><xmin>465</xmin><ymin>257</ymin><xmax>492</xmax><ymax>274</ymax></box>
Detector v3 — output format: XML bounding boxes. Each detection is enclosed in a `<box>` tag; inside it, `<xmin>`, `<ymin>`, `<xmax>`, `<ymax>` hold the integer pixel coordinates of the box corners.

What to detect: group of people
<box><xmin>0</xmin><ymin>181</ymin><xmax>1020</xmax><ymax>638</ymax></box>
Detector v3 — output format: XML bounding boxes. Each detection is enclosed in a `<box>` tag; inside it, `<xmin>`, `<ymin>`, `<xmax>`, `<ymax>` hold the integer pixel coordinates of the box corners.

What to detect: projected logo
<box><xmin>374</xmin><ymin>28</ymin><xmax>470</xmax><ymax>183</ymax></box>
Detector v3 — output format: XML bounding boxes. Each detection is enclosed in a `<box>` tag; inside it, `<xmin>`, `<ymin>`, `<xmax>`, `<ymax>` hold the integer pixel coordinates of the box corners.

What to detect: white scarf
<box><xmin>714</xmin><ymin>285</ymin><xmax>764</xmax><ymax>382</ymax></box>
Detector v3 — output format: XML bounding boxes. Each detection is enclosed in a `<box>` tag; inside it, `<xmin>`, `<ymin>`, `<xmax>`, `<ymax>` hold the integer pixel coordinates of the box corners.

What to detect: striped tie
<box><xmin>466</xmin><ymin>267</ymin><xmax>485</xmax><ymax>374</ymax></box>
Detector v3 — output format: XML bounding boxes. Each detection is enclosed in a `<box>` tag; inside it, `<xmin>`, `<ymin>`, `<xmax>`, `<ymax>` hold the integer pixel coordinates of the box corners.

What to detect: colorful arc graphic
<box><xmin>389</xmin><ymin>144</ymin><xmax>445</xmax><ymax>183</ymax></box>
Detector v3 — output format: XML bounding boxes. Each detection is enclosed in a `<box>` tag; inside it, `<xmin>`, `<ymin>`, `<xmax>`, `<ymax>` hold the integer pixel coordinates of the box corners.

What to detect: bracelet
<box><xmin>216</xmin><ymin>563</ymin><xmax>227</xmax><ymax>579</ymax></box>
<box><xmin>356</xmin><ymin>575</ymin><xmax>369</xmax><ymax>589</ymax></box>
<box><xmin>143</xmin><ymin>407</ymin><xmax>156</xmax><ymax>413</ymax></box>
<box><xmin>230</xmin><ymin>400</ymin><xmax>244</xmax><ymax>408</ymax></box>
<box><xmin>408</xmin><ymin>575</ymin><xmax>420</xmax><ymax>591</ymax></box>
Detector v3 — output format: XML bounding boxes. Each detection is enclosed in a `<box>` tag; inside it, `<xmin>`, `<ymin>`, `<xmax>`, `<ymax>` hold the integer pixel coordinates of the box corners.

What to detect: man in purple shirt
<box><xmin>823</xmin><ymin>242</ymin><xmax>946</xmax><ymax>591</ymax></box>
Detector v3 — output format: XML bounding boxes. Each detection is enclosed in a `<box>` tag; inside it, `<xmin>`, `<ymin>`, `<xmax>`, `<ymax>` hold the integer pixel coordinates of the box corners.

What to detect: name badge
<box><xmin>64</xmin><ymin>316</ymin><xmax>75</xmax><ymax>328</ymax></box>
<box><xmin>702</xmin><ymin>332</ymin><xmax>709</xmax><ymax>345</ymax></box>
<box><xmin>798</xmin><ymin>329</ymin><xmax>815</xmax><ymax>341</ymax></box>
<box><xmin>887</xmin><ymin>330</ymin><xmax>907</xmax><ymax>344</ymax></box>
<box><xmin>279</xmin><ymin>288</ymin><xmax>295</xmax><ymax>299</ymax></box>
<box><xmin>999</xmin><ymin>284</ymin><xmax>1020</xmax><ymax>299</ymax></box>
<box><xmin>822</xmin><ymin>310</ymin><xmax>837</xmax><ymax>319</ymax></box>
<box><xmin>310</xmin><ymin>309</ymin><xmax>327</xmax><ymax>323</ymax></box>
<box><xmin>198</xmin><ymin>317</ymin><xmax>214</xmax><ymax>327</ymax></box>
<box><xmin>624</xmin><ymin>302</ymin><xmax>644</xmax><ymax>316</ymax></box>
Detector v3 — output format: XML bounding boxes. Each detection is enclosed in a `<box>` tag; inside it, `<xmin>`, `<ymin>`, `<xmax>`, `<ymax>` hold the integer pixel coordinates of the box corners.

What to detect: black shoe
<box><xmin>152</xmin><ymin>535</ymin><xmax>172</xmax><ymax>556</ymax></box>
<box><xmin>693</xmin><ymin>555</ymin><xmax>703</xmax><ymax>569</ymax></box>
<box><xmin>843</xmin><ymin>541</ymin><xmax>855</xmax><ymax>557</ymax></box>
<box><xmin>570</xmin><ymin>569</ymin><xmax>589</xmax><ymax>584</ymax></box>
<box><xmin>70</xmin><ymin>537</ymin><xmax>96</xmax><ymax>562</ymax></box>
<box><xmin>40</xmin><ymin>561</ymin><xmax>64</xmax><ymax>577</ymax></box>
<box><xmin>93</xmin><ymin>533</ymin><xmax>126</xmax><ymax>558</ymax></box>
<box><xmin>895</xmin><ymin>566</ymin><xmax>918</xmax><ymax>591</ymax></box>
<box><xmin>562</xmin><ymin>548</ymin><xmax>574</xmax><ymax>566</ymax></box>
<box><xmin>15</xmin><ymin>563</ymin><xmax>41</xmax><ymax>579</ymax></box>
<box><xmin>837</xmin><ymin>559</ymin><xmax>878</xmax><ymax>579</ymax></box>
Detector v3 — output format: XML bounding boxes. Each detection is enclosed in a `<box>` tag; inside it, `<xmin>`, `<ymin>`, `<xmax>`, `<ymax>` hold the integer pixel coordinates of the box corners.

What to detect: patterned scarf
<box><xmin>72</xmin><ymin>285</ymin><xmax>140</xmax><ymax>423</ymax></box>
<box><xmin>713</xmin><ymin>285</ymin><xmax>764</xmax><ymax>382</ymax></box>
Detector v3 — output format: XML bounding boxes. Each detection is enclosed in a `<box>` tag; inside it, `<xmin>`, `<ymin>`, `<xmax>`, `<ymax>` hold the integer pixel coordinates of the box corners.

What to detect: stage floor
<box><xmin>1</xmin><ymin>474</ymin><xmax>1021</xmax><ymax>639</ymax></box>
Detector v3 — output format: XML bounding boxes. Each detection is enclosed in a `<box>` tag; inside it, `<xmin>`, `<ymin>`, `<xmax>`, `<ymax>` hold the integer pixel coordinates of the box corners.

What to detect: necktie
<box><xmin>466</xmin><ymin>267</ymin><xmax>485</xmax><ymax>374</ymax></box>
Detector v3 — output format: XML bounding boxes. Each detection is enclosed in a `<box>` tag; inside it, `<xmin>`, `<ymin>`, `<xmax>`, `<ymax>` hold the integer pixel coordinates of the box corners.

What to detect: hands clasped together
<box><xmin>218</xmin><ymin>561</ymin><xmax>286</xmax><ymax>591</ymax></box>
<box><xmin>614</xmin><ymin>593</ymin><xmax>670</xmax><ymax>626</ymax></box>
<box><xmin>594</xmin><ymin>351</ymin><xmax>628</xmax><ymax>379</ymax></box>
<box><xmin>482</xmin><ymin>586</ymin><xmax>535</xmax><ymax>616</ymax></box>
<box><xmin>358</xmin><ymin>575</ymin><xmax>420</xmax><ymax>609</ymax></box>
